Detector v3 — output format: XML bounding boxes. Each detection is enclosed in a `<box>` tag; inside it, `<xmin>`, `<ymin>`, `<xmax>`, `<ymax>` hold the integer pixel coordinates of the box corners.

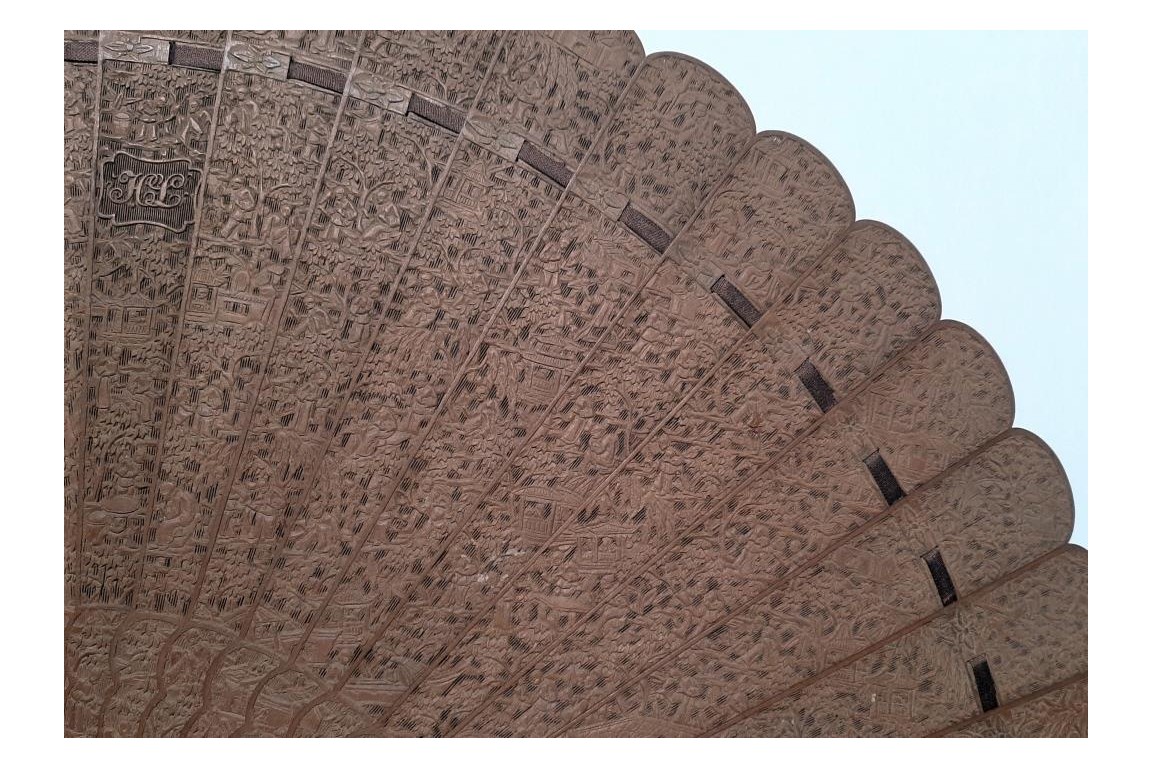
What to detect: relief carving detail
<box><xmin>63</xmin><ymin>30</ymin><xmax>1086</xmax><ymax>738</ymax></box>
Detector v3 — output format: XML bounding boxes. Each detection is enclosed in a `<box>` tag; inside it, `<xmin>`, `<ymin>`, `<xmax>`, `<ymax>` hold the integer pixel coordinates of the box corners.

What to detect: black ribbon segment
<box><xmin>710</xmin><ymin>275</ymin><xmax>764</xmax><ymax>328</ymax></box>
<box><xmin>64</xmin><ymin>40</ymin><xmax>99</xmax><ymax>64</ymax></box>
<box><xmin>407</xmin><ymin>93</ymin><xmax>466</xmax><ymax>133</ymax></box>
<box><xmin>517</xmin><ymin>142</ymin><xmax>573</xmax><ymax>187</ymax></box>
<box><xmin>970</xmin><ymin>658</ymin><xmax>1000</xmax><ymax>712</ymax></box>
<box><xmin>863</xmin><ymin>450</ymin><xmax>906</xmax><ymax>505</ymax></box>
<box><xmin>619</xmin><ymin>203</ymin><xmax>673</xmax><ymax>254</ymax></box>
<box><xmin>168</xmin><ymin>42</ymin><xmax>223</xmax><ymax>71</ymax></box>
<box><xmin>796</xmin><ymin>359</ymin><xmax>837</xmax><ymax>412</ymax></box>
<box><xmin>923</xmin><ymin>548</ymin><xmax>958</xmax><ymax>606</ymax></box>
<box><xmin>168</xmin><ymin>43</ymin><xmax>224</xmax><ymax>72</ymax></box>
<box><xmin>286</xmin><ymin>58</ymin><xmax>347</xmax><ymax>94</ymax></box>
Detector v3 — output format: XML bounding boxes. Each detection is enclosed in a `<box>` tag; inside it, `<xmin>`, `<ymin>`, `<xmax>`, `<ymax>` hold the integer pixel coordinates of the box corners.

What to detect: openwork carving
<box><xmin>63</xmin><ymin>30</ymin><xmax>1085</xmax><ymax>738</ymax></box>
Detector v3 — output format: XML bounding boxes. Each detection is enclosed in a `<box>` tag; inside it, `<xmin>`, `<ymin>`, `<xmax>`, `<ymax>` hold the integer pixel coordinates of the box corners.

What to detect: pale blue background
<box><xmin>638</xmin><ymin>31</ymin><xmax>1088</xmax><ymax>545</ymax></box>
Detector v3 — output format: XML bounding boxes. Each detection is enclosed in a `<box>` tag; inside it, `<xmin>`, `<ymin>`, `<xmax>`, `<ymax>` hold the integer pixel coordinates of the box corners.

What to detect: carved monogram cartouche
<box><xmin>98</xmin><ymin>151</ymin><xmax>200</xmax><ymax>231</ymax></box>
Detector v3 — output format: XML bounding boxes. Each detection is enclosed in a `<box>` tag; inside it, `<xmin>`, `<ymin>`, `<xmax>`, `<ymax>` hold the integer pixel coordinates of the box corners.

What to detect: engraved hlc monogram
<box><xmin>98</xmin><ymin>151</ymin><xmax>200</xmax><ymax>231</ymax></box>
<box><xmin>108</xmin><ymin>168</ymin><xmax>187</xmax><ymax>209</ymax></box>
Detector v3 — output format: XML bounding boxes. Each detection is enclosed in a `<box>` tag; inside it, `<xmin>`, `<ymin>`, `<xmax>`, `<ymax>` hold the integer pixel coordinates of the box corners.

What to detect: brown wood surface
<box><xmin>63</xmin><ymin>30</ymin><xmax>1086</xmax><ymax>737</ymax></box>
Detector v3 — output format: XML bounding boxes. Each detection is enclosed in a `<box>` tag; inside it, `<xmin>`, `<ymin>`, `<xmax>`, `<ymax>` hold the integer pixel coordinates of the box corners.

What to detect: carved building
<box><xmin>63</xmin><ymin>30</ymin><xmax>1087</xmax><ymax>737</ymax></box>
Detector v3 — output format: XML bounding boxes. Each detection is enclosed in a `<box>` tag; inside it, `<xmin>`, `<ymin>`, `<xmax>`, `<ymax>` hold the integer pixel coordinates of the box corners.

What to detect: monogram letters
<box><xmin>98</xmin><ymin>151</ymin><xmax>200</xmax><ymax>231</ymax></box>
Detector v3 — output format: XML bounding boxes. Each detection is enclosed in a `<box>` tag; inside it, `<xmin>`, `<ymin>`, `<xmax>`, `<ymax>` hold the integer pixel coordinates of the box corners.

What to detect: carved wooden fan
<box><xmin>64</xmin><ymin>30</ymin><xmax>1086</xmax><ymax>737</ymax></box>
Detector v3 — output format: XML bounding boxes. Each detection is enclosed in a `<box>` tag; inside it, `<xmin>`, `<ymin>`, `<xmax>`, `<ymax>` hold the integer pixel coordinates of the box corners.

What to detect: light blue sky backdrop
<box><xmin>638</xmin><ymin>31</ymin><xmax>1088</xmax><ymax>545</ymax></box>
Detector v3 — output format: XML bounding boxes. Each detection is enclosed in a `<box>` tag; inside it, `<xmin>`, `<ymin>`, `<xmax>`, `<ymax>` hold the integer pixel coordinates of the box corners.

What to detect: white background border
<box><xmin>7</xmin><ymin>0</ymin><xmax>1135</xmax><ymax>759</ymax></box>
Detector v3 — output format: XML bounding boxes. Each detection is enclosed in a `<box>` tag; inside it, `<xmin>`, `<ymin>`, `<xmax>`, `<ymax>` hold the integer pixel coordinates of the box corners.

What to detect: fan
<box><xmin>63</xmin><ymin>30</ymin><xmax>1086</xmax><ymax>738</ymax></box>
